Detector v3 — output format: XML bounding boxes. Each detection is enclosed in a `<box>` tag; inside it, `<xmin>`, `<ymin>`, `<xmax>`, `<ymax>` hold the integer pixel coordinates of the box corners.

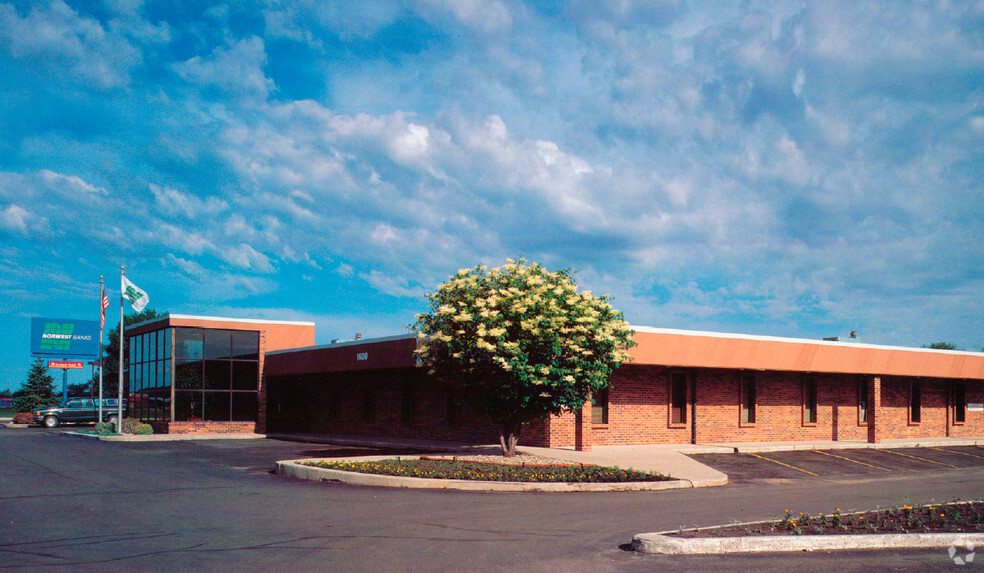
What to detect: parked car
<box><xmin>33</xmin><ymin>398</ymin><xmax>126</xmax><ymax>428</ymax></box>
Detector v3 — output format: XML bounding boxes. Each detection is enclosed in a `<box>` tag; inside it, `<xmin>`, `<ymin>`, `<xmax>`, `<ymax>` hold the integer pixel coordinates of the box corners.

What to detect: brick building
<box><xmin>126</xmin><ymin>315</ymin><xmax>984</xmax><ymax>447</ymax></box>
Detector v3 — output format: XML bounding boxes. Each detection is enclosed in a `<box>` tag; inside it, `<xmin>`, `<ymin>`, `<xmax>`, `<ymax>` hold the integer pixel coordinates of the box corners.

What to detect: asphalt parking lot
<box><xmin>688</xmin><ymin>446</ymin><xmax>984</xmax><ymax>482</ymax></box>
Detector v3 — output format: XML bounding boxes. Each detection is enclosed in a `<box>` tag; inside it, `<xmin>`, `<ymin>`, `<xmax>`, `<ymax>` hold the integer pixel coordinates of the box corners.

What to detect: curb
<box><xmin>276</xmin><ymin>458</ymin><xmax>694</xmax><ymax>492</ymax></box>
<box><xmin>631</xmin><ymin>532</ymin><xmax>984</xmax><ymax>554</ymax></box>
<box><xmin>63</xmin><ymin>431</ymin><xmax>267</xmax><ymax>441</ymax></box>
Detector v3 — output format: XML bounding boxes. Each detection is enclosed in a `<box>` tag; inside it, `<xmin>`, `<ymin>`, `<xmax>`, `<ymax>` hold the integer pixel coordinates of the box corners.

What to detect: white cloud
<box><xmin>1</xmin><ymin>0</ymin><xmax>982</xmax><ymax>358</ymax></box>
<box><xmin>0</xmin><ymin>0</ymin><xmax>141</xmax><ymax>89</ymax></box>
<box><xmin>0</xmin><ymin>204</ymin><xmax>46</xmax><ymax>235</ymax></box>
<box><xmin>360</xmin><ymin>269</ymin><xmax>425</xmax><ymax>298</ymax></box>
<box><xmin>175</xmin><ymin>36</ymin><xmax>274</xmax><ymax>99</ymax></box>
<box><xmin>416</xmin><ymin>0</ymin><xmax>512</xmax><ymax>34</ymax></box>
<box><xmin>150</xmin><ymin>184</ymin><xmax>227</xmax><ymax>219</ymax></box>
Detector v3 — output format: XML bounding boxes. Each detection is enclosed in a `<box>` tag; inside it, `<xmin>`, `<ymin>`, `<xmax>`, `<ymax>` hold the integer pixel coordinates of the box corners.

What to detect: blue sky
<box><xmin>2</xmin><ymin>1</ymin><xmax>983</xmax><ymax>392</ymax></box>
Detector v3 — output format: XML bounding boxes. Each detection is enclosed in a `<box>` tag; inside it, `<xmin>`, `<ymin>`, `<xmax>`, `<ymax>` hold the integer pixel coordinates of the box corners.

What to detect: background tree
<box><xmin>93</xmin><ymin>308</ymin><xmax>163</xmax><ymax>396</ymax></box>
<box><xmin>412</xmin><ymin>258</ymin><xmax>635</xmax><ymax>456</ymax></box>
<box><xmin>923</xmin><ymin>342</ymin><xmax>960</xmax><ymax>350</ymax></box>
<box><xmin>13</xmin><ymin>358</ymin><xmax>58</xmax><ymax>412</ymax></box>
<box><xmin>67</xmin><ymin>380</ymin><xmax>95</xmax><ymax>397</ymax></box>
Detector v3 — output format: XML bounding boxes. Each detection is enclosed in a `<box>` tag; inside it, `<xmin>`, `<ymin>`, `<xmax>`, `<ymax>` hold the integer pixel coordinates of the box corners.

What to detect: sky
<box><xmin>1</xmin><ymin>0</ymin><xmax>983</xmax><ymax>392</ymax></box>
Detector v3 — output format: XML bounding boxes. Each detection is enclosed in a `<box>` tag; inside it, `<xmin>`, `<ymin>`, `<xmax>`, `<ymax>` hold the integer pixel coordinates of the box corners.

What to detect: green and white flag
<box><xmin>121</xmin><ymin>276</ymin><xmax>149</xmax><ymax>312</ymax></box>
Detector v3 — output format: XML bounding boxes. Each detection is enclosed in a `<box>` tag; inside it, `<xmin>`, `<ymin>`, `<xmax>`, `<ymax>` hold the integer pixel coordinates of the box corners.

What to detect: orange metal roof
<box><xmin>629</xmin><ymin>327</ymin><xmax>984</xmax><ymax>380</ymax></box>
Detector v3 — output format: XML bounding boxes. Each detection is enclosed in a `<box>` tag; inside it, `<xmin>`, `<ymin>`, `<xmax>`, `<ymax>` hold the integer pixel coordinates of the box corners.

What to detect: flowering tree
<box><xmin>411</xmin><ymin>258</ymin><xmax>635</xmax><ymax>456</ymax></box>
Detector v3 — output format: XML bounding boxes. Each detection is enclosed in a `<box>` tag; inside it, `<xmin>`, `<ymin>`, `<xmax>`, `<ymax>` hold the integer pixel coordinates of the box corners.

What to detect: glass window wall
<box><xmin>126</xmin><ymin>326</ymin><xmax>259</xmax><ymax>424</ymax></box>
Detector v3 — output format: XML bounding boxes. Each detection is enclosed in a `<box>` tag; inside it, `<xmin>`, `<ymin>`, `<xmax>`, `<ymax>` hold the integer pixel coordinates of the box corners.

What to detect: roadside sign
<box><xmin>31</xmin><ymin>318</ymin><xmax>99</xmax><ymax>357</ymax></box>
<box><xmin>48</xmin><ymin>361</ymin><xmax>84</xmax><ymax>369</ymax></box>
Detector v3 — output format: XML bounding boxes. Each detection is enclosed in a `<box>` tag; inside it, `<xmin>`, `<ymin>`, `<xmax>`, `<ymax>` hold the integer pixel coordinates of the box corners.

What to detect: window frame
<box><xmin>668</xmin><ymin>372</ymin><xmax>687</xmax><ymax>427</ymax></box>
<box><xmin>802</xmin><ymin>377</ymin><xmax>818</xmax><ymax>426</ymax></box>
<box><xmin>857</xmin><ymin>377</ymin><xmax>868</xmax><ymax>426</ymax></box>
<box><xmin>740</xmin><ymin>373</ymin><xmax>756</xmax><ymax>426</ymax></box>
<box><xmin>953</xmin><ymin>382</ymin><xmax>966</xmax><ymax>425</ymax></box>
<box><xmin>401</xmin><ymin>379</ymin><xmax>416</xmax><ymax>426</ymax></box>
<box><xmin>909</xmin><ymin>380</ymin><xmax>922</xmax><ymax>425</ymax></box>
<box><xmin>591</xmin><ymin>387</ymin><xmax>609</xmax><ymax>425</ymax></box>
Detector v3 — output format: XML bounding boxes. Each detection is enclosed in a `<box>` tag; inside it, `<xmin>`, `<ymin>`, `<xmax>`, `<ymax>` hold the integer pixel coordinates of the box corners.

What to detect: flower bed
<box><xmin>668</xmin><ymin>500</ymin><xmax>984</xmax><ymax>538</ymax></box>
<box><xmin>302</xmin><ymin>458</ymin><xmax>670</xmax><ymax>483</ymax></box>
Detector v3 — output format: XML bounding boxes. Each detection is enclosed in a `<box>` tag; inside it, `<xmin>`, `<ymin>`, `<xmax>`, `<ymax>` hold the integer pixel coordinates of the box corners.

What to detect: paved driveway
<box><xmin>688</xmin><ymin>446</ymin><xmax>984</xmax><ymax>483</ymax></box>
<box><xmin>2</xmin><ymin>428</ymin><xmax>982</xmax><ymax>572</ymax></box>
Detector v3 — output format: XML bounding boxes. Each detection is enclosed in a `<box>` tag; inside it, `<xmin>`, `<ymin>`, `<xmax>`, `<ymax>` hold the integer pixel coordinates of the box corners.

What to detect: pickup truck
<box><xmin>33</xmin><ymin>398</ymin><xmax>126</xmax><ymax>428</ymax></box>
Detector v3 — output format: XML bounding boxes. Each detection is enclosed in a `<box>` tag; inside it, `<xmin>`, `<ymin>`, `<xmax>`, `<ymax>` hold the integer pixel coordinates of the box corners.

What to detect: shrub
<box><xmin>94</xmin><ymin>422</ymin><xmax>116</xmax><ymax>435</ymax></box>
<box><xmin>12</xmin><ymin>412</ymin><xmax>35</xmax><ymax>424</ymax></box>
<box><xmin>120</xmin><ymin>418</ymin><xmax>153</xmax><ymax>435</ymax></box>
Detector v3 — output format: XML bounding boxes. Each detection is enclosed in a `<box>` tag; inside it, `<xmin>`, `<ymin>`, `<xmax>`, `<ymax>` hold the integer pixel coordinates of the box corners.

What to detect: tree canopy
<box><xmin>923</xmin><ymin>341</ymin><xmax>961</xmax><ymax>351</ymax></box>
<box><xmin>411</xmin><ymin>258</ymin><xmax>635</xmax><ymax>456</ymax></box>
<box><xmin>13</xmin><ymin>358</ymin><xmax>58</xmax><ymax>413</ymax></box>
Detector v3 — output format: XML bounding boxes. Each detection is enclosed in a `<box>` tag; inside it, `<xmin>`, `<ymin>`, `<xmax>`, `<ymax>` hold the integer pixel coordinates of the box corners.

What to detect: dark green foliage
<box><xmin>67</xmin><ymin>380</ymin><xmax>95</xmax><ymax>397</ymax></box>
<box><xmin>94</xmin><ymin>422</ymin><xmax>116</xmax><ymax>434</ymax></box>
<box><xmin>13</xmin><ymin>358</ymin><xmax>59</xmax><ymax>413</ymax></box>
<box><xmin>923</xmin><ymin>341</ymin><xmax>960</xmax><ymax>350</ymax></box>
<box><xmin>120</xmin><ymin>417</ymin><xmax>153</xmax><ymax>435</ymax></box>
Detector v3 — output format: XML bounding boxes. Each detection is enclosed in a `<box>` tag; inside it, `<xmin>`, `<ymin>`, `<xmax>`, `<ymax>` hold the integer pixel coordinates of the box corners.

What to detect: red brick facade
<box><xmin>522</xmin><ymin>367</ymin><xmax>984</xmax><ymax>447</ymax></box>
<box><xmin>139</xmin><ymin>318</ymin><xmax>982</xmax><ymax>444</ymax></box>
<box><xmin>148</xmin><ymin>421</ymin><xmax>256</xmax><ymax>434</ymax></box>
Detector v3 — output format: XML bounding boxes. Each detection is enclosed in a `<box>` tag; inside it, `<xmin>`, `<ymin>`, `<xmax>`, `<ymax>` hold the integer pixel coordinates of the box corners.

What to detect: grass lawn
<box><xmin>0</xmin><ymin>407</ymin><xmax>15</xmax><ymax>418</ymax></box>
<box><xmin>303</xmin><ymin>458</ymin><xmax>671</xmax><ymax>483</ymax></box>
<box><xmin>667</xmin><ymin>500</ymin><xmax>984</xmax><ymax>537</ymax></box>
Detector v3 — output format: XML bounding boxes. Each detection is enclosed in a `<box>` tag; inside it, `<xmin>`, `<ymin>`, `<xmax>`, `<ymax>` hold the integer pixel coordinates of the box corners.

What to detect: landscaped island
<box><xmin>668</xmin><ymin>500</ymin><xmax>984</xmax><ymax>538</ymax></box>
<box><xmin>302</xmin><ymin>458</ymin><xmax>671</xmax><ymax>483</ymax></box>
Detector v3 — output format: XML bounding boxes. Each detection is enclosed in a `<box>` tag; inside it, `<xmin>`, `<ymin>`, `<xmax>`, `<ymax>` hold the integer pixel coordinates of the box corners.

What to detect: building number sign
<box><xmin>356</xmin><ymin>352</ymin><xmax>369</xmax><ymax>361</ymax></box>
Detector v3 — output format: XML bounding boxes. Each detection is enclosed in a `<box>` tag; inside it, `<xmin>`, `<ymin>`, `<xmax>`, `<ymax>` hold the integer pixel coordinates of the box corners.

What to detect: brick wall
<box><xmin>265</xmin><ymin>370</ymin><xmax>502</xmax><ymax>444</ymax></box>
<box><xmin>263</xmin><ymin>365</ymin><xmax>984</xmax><ymax>447</ymax></box>
<box><xmin>950</xmin><ymin>381</ymin><xmax>984</xmax><ymax>437</ymax></box>
<box><xmin>150</xmin><ymin>421</ymin><xmax>256</xmax><ymax>434</ymax></box>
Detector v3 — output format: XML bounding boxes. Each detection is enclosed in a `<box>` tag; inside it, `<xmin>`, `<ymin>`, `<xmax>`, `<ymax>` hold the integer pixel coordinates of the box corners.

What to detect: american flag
<box><xmin>100</xmin><ymin>284</ymin><xmax>109</xmax><ymax>330</ymax></box>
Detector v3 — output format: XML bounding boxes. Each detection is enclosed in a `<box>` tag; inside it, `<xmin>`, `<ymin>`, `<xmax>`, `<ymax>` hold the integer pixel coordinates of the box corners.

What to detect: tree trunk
<box><xmin>498</xmin><ymin>421</ymin><xmax>521</xmax><ymax>457</ymax></box>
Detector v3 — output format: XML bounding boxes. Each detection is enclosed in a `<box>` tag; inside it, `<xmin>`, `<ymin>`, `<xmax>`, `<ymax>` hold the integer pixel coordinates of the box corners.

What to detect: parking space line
<box><xmin>881</xmin><ymin>449</ymin><xmax>957</xmax><ymax>468</ymax></box>
<box><xmin>746</xmin><ymin>452</ymin><xmax>819</xmax><ymax>476</ymax></box>
<box><xmin>930</xmin><ymin>447</ymin><xmax>984</xmax><ymax>460</ymax></box>
<box><xmin>812</xmin><ymin>449</ymin><xmax>890</xmax><ymax>471</ymax></box>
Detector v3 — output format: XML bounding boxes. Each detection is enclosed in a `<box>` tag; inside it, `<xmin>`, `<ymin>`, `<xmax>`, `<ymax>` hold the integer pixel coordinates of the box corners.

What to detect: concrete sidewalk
<box><xmin>517</xmin><ymin>444</ymin><xmax>728</xmax><ymax>487</ymax></box>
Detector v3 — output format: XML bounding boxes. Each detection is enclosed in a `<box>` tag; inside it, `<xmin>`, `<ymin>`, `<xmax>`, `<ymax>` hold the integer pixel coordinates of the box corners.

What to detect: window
<box><xmin>909</xmin><ymin>380</ymin><xmax>921</xmax><ymax>424</ymax></box>
<box><xmin>446</xmin><ymin>388</ymin><xmax>461</xmax><ymax>427</ymax></box>
<box><xmin>670</xmin><ymin>373</ymin><xmax>687</xmax><ymax>425</ymax></box>
<box><xmin>803</xmin><ymin>378</ymin><xmax>817</xmax><ymax>425</ymax></box>
<box><xmin>363</xmin><ymin>387</ymin><xmax>375</xmax><ymax>423</ymax></box>
<box><xmin>327</xmin><ymin>383</ymin><xmax>341</xmax><ymax>424</ymax></box>
<box><xmin>740</xmin><ymin>374</ymin><xmax>756</xmax><ymax>424</ymax></box>
<box><xmin>144</xmin><ymin>327</ymin><xmax>260</xmax><ymax>423</ymax></box>
<box><xmin>401</xmin><ymin>380</ymin><xmax>415</xmax><ymax>425</ymax></box>
<box><xmin>592</xmin><ymin>388</ymin><xmax>609</xmax><ymax>424</ymax></box>
<box><xmin>954</xmin><ymin>383</ymin><xmax>966</xmax><ymax>424</ymax></box>
<box><xmin>858</xmin><ymin>378</ymin><xmax>868</xmax><ymax>425</ymax></box>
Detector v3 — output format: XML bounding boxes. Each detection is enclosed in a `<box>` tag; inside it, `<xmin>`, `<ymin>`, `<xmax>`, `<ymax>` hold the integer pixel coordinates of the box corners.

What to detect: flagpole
<box><xmin>98</xmin><ymin>276</ymin><xmax>104</xmax><ymax>424</ymax></box>
<box><xmin>118</xmin><ymin>265</ymin><xmax>124</xmax><ymax>433</ymax></box>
